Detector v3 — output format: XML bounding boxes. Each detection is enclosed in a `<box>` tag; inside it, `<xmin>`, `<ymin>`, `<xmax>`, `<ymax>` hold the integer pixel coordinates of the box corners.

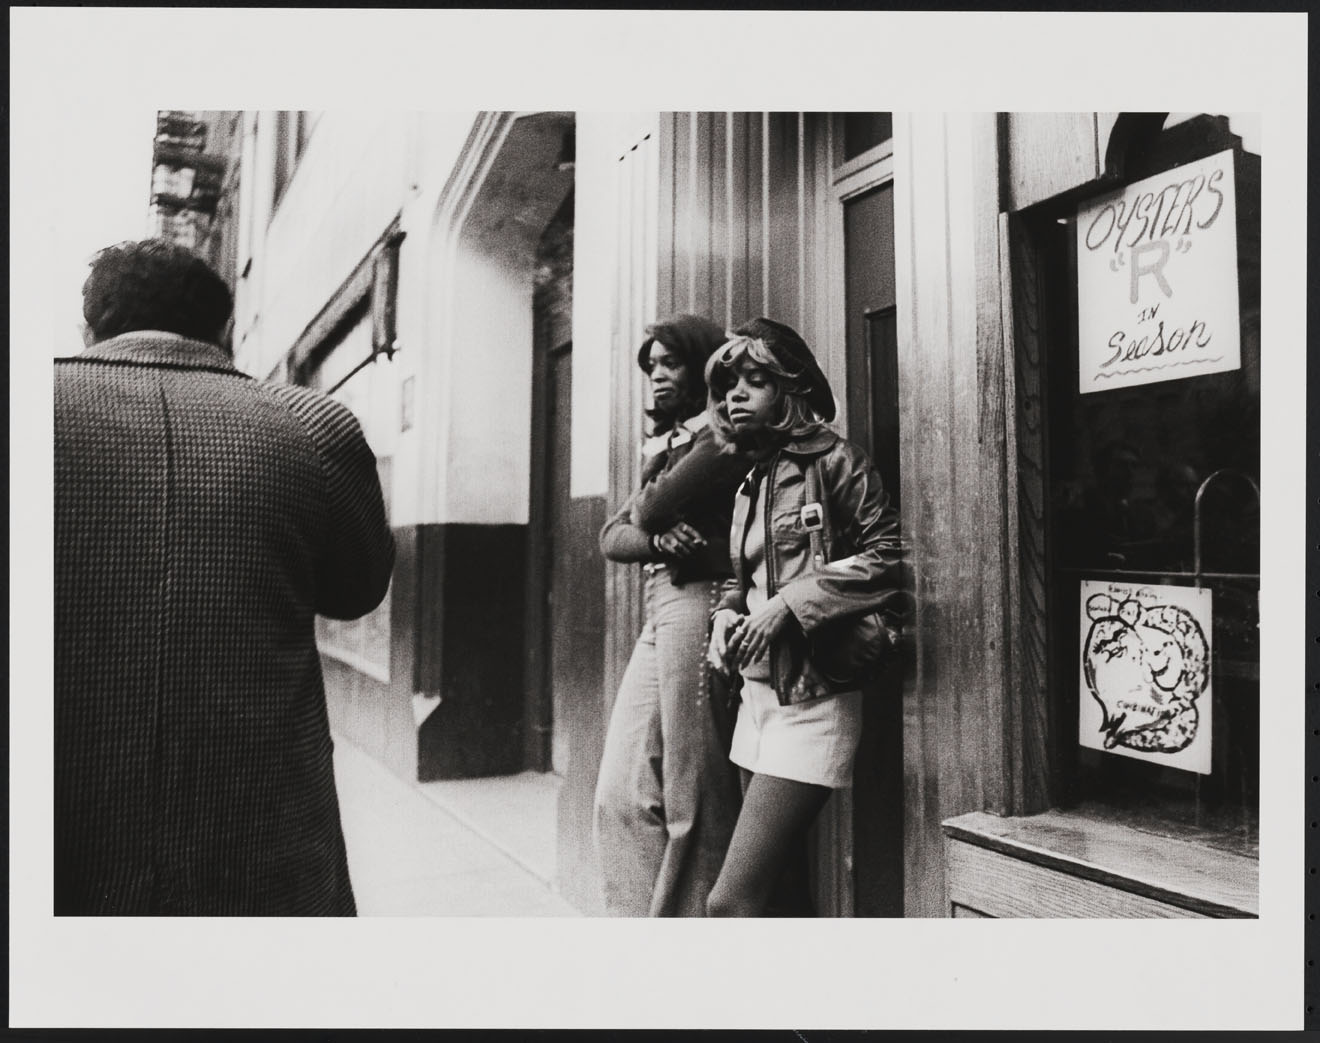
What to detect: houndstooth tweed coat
<box><xmin>54</xmin><ymin>332</ymin><xmax>395</xmax><ymax>915</ymax></box>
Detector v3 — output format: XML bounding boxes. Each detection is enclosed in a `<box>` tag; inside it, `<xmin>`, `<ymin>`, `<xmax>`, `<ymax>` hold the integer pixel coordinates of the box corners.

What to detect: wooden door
<box><xmin>527</xmin><ymin>335</ymin><xmax>574</xmax><ymax>777</ymax></box>
<box><xmin>527</xmin><ymin>188</ymin><xmax>575</xmax><ymax>775</ymax></box>
<box><xmin>843</xmin><ymin>181</ymin><xmax>905</xmax><ymax>918</ymax></box>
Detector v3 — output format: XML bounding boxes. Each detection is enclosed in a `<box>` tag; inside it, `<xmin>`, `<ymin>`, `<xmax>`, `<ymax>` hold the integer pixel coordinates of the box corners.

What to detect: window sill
<box><xmin>942</xmin><ymin>809</ymin><xmax>1258</xmax><ymax>918</ymax></box>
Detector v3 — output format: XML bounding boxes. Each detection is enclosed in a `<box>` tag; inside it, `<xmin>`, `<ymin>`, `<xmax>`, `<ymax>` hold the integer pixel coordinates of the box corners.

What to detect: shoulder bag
<box><xmin>801</xmin><ymin>456</ymin><xmax>902</xmax><ymax>689</ymax></box>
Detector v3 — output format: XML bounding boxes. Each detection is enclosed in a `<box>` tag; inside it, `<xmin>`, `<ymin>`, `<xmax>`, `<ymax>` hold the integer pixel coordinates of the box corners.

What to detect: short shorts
<box><xmin>728</xmin><ymin>675</ymin><xmax>863</xmax><ymax>789</ymax></box>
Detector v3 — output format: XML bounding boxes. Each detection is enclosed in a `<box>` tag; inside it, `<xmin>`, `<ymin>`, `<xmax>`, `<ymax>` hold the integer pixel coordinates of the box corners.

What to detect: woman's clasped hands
<box><xmin>652</xmin><ymin>520</ymin><xmax>706</xmax><ymax>559</ymax></box>
<box><xmin>707</xmin><ymin>596</ymin><xmax>792</xmax><ymax>675</ymax></box>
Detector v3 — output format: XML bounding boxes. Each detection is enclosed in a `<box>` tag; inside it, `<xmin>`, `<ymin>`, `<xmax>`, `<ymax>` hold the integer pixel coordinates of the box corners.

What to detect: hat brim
<box><xmin>797</xmin><ymin>355</ymin><xmax>836</xmax><ymax>422</ymax></box>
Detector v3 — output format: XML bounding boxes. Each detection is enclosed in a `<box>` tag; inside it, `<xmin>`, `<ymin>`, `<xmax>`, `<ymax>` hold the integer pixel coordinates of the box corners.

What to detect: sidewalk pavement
<box><xmin>333</xmin><ymin>734</ymin><xmax>582</xmax><ymax>917</ymax></box>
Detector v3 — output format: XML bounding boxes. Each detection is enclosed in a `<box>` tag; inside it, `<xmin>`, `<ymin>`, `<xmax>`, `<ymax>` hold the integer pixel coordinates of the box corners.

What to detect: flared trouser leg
<box><xmin>593</xmin><ymin>616</ymin><xmax>665</xmax><ymax>916</ymax></box>
<box><xmin>593</xmin><ymin>574</ymin><xmax>740</xmax><ymax>916</ymax></box>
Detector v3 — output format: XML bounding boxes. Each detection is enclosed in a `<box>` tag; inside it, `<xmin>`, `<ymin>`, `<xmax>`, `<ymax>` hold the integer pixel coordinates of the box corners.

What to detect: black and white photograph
<box><xmin>10</xmin><ymin>7</ymin><xmax>1309</xmax><ymax>1032</ymax></box>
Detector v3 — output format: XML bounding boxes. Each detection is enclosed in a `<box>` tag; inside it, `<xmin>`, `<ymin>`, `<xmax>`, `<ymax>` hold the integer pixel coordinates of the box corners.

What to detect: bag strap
<box><xmin>804</xmin><ymin>455</ymin><xmax>828</xmax><ymax>569</ymax></box>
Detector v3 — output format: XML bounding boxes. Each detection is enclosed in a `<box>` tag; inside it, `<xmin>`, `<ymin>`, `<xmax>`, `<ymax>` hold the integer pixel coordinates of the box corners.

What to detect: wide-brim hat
<box><xmin>726</xmin><ymin>316</ymin><xmax>836</xmax><ymax>422</ymax></box>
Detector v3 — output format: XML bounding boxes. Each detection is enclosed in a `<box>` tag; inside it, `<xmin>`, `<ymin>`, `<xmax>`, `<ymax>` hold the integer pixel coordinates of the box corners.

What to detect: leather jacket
<box><xmin>599</xmin><ymin>412</ymin><xmax>749</xmax><ymax>585</ymax></box>
<box><xmin>716</xmin><ymin>427</ymin><xmax>904</xmax><ymax>705</ymax></box>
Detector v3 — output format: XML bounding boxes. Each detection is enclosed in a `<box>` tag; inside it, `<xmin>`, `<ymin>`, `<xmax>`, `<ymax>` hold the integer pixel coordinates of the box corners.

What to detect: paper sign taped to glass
<box><xmin>1076</xmin><ymin>149</ymin><xmax>1240</xmax><ymax>394</ymax></box>
<box><xmin>1079</xmin><ymin>580</ymin><xmax>1212</xmax><ymax>774</ymax></box>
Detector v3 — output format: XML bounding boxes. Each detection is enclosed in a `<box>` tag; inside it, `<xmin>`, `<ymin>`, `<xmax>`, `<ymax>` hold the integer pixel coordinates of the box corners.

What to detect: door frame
<box><xmin>822</xmin><ymin>131</ymin><xmax>896</xmax><ymax>426</ymax></box>
<box><xmin>810</xmin><ymin>118</ymin><xmax>898</xmax><ymax>918</ymax></box>
<box><xmin>525</xmin><ymin>315</ymin><xmax>572</xmax><ymax>774</ymax></box>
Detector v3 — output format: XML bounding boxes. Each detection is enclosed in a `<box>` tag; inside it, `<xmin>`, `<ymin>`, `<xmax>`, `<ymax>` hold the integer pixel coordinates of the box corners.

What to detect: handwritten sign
<box><xmin>1076</xmin><ymin>150</ymin><xmax>1240</xmax><ymax>393</ymax></box>
<box><xmin>1078</xmin><ymin>580</ymin><xmax>1212</xmax><ymax>774</ymax></box>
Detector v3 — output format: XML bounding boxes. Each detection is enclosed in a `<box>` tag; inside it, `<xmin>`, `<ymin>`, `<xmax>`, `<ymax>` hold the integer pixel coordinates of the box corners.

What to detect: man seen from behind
<box><xmin>54</xmin><ymin>239</ymin><xmax>394</xmax><ymax>915</ymax></box>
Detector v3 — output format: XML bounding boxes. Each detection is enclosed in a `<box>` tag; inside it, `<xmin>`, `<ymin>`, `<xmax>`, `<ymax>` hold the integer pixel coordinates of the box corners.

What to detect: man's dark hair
<box><xmin>82</xmin><ymin>238</ymin><xmax>233</xmax><ymax>343</ymax></box>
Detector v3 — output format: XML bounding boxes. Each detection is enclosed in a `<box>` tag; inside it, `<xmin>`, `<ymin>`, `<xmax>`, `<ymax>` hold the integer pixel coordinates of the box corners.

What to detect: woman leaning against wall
<box><xmin>593</xmin><ymin>315</ymin><xmax>750</xmax><ymax>917</ymax></box>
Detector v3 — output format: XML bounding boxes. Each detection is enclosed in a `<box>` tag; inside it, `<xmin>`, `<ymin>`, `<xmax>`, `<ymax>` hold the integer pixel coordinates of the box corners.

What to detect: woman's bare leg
<box><xmin>706</xmin><ymin>772</ymin><xmax>831</xmax><ymax>917</ymax></box>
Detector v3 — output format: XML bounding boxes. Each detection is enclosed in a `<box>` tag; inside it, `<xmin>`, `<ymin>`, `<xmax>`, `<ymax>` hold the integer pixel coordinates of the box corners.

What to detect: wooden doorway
<box><xmin>825</xmin><ymin>115</ymin><xmax>904</xmax><ymax>917</ymax></box>
<box><xmin>843</xmin><ymin>180</ymin><xmax>904</xmax><ymax>918</ymax></box>
<box><xmin>526</xmin><ymin>190</ymin><xmax>575</xmax><ymax>774</ymax></box>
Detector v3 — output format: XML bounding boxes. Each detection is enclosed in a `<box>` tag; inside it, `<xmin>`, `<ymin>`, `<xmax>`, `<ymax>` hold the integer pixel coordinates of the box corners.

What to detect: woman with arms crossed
<box><xmin>594</xmin><ymin>315</ymin><xmax>750</xmax><ymax>916</ymax></box>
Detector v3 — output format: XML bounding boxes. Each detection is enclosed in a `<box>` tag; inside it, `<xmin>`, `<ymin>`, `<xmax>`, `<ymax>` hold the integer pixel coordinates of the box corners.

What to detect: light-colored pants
<box><xmin>593</xmin><ymin>569</ymin><xmax>741</xmax><ymax>916</ymax></box>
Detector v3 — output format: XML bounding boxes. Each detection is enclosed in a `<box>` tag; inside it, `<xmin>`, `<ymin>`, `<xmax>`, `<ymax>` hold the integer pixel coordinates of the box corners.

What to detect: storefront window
<box><xmin>1043</xmin><ymin>115</ymin><xmax>1260</xmax><ymax>856</ymax></box>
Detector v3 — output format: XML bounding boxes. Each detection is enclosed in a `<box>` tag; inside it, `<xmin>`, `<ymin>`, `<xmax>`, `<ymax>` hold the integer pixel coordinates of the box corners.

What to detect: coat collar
<box><xmin>668</xmin><ymin>409</ymin><xmax>710</xmax><ymax>447</ymax></box>
<box><xmin>641</xmin><ymin>408</ymin><xmax>711</xmax><ymax>459</ymax></box>
<box><xmin>681</xmin><ymin>410</ymin><xmax>711</xmax><ymax>435</ymax></box>
<box><xmin>778</xmin><ymin>425</ymin><xmax>840</xmax><ymax>457</ymax></box>
<box><xmin>68</xmin><ymin>332</ymin><xmax>241</xmax><ymax>375</ymax></box>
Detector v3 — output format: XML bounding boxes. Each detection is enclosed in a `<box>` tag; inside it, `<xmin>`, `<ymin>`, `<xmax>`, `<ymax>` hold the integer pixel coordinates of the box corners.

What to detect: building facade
<box><xmin>149</xmin><ymin>111</ymin><xmax>241</xmax><ymax>318</ymax></box>
<box><xmin>212</xmin><ymin>109</ymin><xmax>1260</xmax><ymax>918</ymax></box>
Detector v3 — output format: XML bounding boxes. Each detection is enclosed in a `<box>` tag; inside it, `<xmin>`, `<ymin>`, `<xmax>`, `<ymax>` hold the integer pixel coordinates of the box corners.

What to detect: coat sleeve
<box><xmin>629</xmin><ymin>428</ymin><xmax>749</xmax><ymax>533</ymax></box>
<box><xmin>776</xmin><ymin>444</ymin><xmax>905</xmax><ymax>634</ymax></box>
<box><xmin>599</xmin><ymin>491</ymin><xmax>658</xmax><ymax>563</ymax></box>
<box><xmin>276</xmin><ymin>387</ymin><xmax>395</xmax><ymax>620</ymax></box>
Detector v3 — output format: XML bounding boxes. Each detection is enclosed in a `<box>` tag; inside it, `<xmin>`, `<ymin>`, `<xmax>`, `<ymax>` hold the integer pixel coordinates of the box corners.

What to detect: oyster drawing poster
<box><xmin>1076</xmin><ymin>149</ymin><xmax>1240</xmax><ymax>394</ymax></box>
<box><xmin>1079</xmin><ymin>580</ymin><xmax>1213</xmax><ymax>774</ymax></box>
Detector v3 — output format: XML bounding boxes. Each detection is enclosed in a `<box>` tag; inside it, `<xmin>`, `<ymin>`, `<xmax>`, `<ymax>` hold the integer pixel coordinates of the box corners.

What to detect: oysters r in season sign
<box><xmin>1076</xmin><ymin>149</ymin><xmax>1241</xmax><ymax>394</ymax></box>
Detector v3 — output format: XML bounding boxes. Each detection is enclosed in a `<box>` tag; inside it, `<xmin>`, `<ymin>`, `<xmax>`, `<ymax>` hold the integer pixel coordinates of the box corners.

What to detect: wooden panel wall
<box><xmin>555</xmin><ymin>494</ymin><xmax>609</xmax><ymax>914</ymax></box>
<box><xmin>656</xmin><ymin>113</ymin><xmax>826</xmax><ymax>338</ymax></box>
<box><xmin>1003</xmin><ymin>112</ymin><xmax>1122</xmax><ymax>212</ymax></box>
<box><xmin>1002</xmin><ymin>212</ymin><xmax>1056</xmax><ymax>813</ymax></box>
<box><xmin>946</xmin><ymin>840</ymin><xmax>1207</xmax><ymax>918</ymax></box>
<box><xmin>892</xmin><ymin>113</ymin><xmax>1016</xmax><ymax>917</ymax></box>
<box><xmin>604</xmin><ymin>128</ymin><xmax>658</xmax><ymax>707</ymax></box>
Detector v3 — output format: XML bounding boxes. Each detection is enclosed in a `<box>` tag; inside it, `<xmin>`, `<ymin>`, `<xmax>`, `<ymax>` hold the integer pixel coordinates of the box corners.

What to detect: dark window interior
<box><xmin>841</xmin><ymin>113</ymin><xmax>893</xmax><ymax>162</ymax></box>
<box><xmin>1040</xmin><ymin>120</ymin><xmax>1261</xmax><ymax>856</ymax></box>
